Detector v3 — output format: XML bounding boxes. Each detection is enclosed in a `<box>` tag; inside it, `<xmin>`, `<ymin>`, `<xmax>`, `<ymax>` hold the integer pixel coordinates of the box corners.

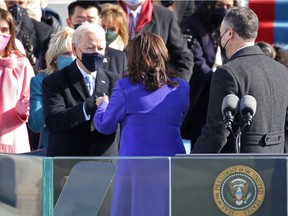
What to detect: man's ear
<box><xmin>72</xmin><ymin>44</ymin><xmax>77</xmax><ymax>56</ymax></box>
<box><xmin>66</xmin><ymin>18</ymin><xmax>73</xmax><ymax>29</ymax></box>
<box><xmin>228</xmin><ymin>28</ymin><xmax>233</xmax><ymax>39</ymax></box>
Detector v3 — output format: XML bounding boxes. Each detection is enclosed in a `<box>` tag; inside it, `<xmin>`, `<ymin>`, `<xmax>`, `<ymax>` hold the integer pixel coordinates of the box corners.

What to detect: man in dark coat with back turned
<box><xmin>192</xmin><ymin>7</ymin><xmax>288</xmax><ymax>153</ymax></box>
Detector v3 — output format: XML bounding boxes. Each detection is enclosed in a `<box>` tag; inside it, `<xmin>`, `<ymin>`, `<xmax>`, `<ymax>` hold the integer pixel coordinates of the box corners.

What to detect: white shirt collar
<box><xmin>233</xmin><ymin>43</ymin><xmax>254</xmax><ymax>55</ymax></box>
<box><xmin>126</xmin><ymin>5</ymin><xmax>142</xmax><ymax>16</ymax></box>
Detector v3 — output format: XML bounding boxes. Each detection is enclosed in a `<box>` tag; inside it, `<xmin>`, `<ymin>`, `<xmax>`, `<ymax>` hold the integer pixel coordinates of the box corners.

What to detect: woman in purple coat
<box><xmin>94</xmin><ymin>32</ymin><xmax>189</xmax><ymax>215</ymax></box>
<box><xmin>94</xmin><ymin>32</ymin><xmax>189</xmax><ymax>156</ymax></box>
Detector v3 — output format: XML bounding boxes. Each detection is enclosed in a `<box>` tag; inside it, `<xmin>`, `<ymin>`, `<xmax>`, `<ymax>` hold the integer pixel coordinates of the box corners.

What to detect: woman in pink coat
<box><xmin>0</xmin><ymin>8</ymin><xmax>34</xmax><ymax>153</ymax></box>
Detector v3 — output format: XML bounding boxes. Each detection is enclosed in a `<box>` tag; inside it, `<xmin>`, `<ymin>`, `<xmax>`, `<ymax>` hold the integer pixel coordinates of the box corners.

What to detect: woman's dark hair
<box><xmin>274</xmin><ymin>45</ymin><xmax>288</xmax><ymax>68</ymax></box>
<box><xmin>126</xmin><ymin>32</ymin><xmax>178</xmax><ymax>91</ymax></box>
<box><xmin>255</xmin><ymin>41</ymin><xmax>276</xmax><ymax>59</ymax></box>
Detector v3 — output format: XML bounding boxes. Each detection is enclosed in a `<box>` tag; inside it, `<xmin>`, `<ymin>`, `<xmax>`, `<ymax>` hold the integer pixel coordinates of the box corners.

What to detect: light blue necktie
<box><xmin>129</xmin><ymin>11</ymin><xmax>137</xmax><ymax>39</ymax></box>
<box><xmin>85</xmin><ymin>76</ymin><xmax>93</xmax><ymax>96</ymax></box>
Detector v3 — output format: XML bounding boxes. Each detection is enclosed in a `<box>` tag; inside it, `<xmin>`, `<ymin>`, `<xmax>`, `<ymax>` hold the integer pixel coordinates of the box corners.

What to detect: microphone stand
<box><xmin>235</xmin><ymin>128</ymin><xmax>242</xmax><ymax>153</ymax></box>
<box><xmin>225</xmin><ymin>123</ymin><xmax>238</xmax><ymax>152</ymax></box>
<box><xmin>235</xmin><ymin>122</ymin><xmax>250</xmax><ymax>153</ymax></box>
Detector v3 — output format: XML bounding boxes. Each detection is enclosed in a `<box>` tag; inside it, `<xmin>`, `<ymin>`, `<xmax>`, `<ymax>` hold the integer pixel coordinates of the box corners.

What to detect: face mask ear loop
<box><xmin>219</xmin><ymin>28</ymin><xmax>229</xmax><ymax>49</ymax></box>
<box><xmin>223</xmin><ymin>29</ymin><xmax>232</xmax><ymax>49</ymax></box>
<box><xmin>74</xmin><ymin>44</ymin><xmax>83</xmax><ymax>61</ymax></box>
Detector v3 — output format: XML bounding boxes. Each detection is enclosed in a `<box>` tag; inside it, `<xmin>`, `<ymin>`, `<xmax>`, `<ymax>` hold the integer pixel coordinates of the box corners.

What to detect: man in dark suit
<box><xmin>66</xmin><ymin>0</ymin><xmax>127</xmax><ymax>77</ymax></box>
<box><xmin>192</xmin><ymin>7</ymin><xmax>288</xmax><ymax>153</ymax></box>
<box><xmin>42</xmin><ymin>23</ymin><xmax>120</xmax><ymax>156</ymax></box>
<box><xmin>119</xmin><ymin>0</ymin><xmax>193</xmax><ymax>82</ymax></box>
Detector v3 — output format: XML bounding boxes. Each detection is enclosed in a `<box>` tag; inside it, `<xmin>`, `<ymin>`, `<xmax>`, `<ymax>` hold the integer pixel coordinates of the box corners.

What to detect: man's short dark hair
<box><xmin>224</xmin><ymin>7</ymin><xmax>259</xmax><ymax>40</ymax></box>
<box><xmin>68</xmin><ymin>0</ymin><xmax>102</xmax><ymax>18</ymax></box>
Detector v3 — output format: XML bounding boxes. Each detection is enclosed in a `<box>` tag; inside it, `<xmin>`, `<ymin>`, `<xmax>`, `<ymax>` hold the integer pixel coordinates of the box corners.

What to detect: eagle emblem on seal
<box><xmin>229</xmin><ymin>178</ymin><xmax>252</xmax><ymax>206</ymax></box>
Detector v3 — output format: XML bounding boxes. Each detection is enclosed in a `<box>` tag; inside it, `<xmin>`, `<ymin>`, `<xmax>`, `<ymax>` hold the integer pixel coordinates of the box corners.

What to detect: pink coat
<box><xmin>0</xmin><ymin>54</ymin><xmax>34</xmax><ymax>153</ymax></box>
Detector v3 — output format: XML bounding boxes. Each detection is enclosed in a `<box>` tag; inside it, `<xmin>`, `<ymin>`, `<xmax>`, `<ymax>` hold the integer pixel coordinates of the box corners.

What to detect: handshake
<box><xmin>221</xmin><ymin>94</ymin><xmax>257</xmax><ymax>130</ymax></box>
<box><xmin>84</xmin><ymin>92</ymin><xmax>108</xmax><ymax>114</ymax></box>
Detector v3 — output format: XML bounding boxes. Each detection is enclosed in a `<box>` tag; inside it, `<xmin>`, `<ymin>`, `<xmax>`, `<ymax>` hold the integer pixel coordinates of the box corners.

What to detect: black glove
<box><xmin>84</xmin><ymin>92</ymin><xmax>105</xmax><ymax>114</ymax></box>
<box><xmin>183</xmin><ymin>32</ymin><xmax>196</xmax><ymax>51</ymax></box>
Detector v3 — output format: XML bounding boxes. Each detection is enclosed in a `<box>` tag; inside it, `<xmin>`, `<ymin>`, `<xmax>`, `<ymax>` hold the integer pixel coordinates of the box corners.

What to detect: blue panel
<box><xmin>275</xmin><ymin>0</ymin><xmax>288</xmax><ymax>21</ymax></box>
<box><xmin>43</xmin><ymin>158</ymin><xmax>53</xmax><ymax>216</ymax></box>
<box><xmin>274</xmin><ymin>0</ymin><xmax>288</xmax><ymax>44</ymax></box>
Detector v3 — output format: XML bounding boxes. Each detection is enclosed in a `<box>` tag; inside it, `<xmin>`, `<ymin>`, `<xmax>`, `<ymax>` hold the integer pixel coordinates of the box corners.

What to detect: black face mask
<box><xmin>73</xmin><ymin>23</ymin><xmax>82</xmax><ymax>30</ymax></box>
<box><xmin>76</xmin><ymin>45</ymin><xmax>104</xmax><ymax>72</ymax></box>
<box><xmin>161</xmin><ymin>0</ymin><xmax>174</xmax><ymax>7</ymax></box>
<box><xmin>211</xmin><ymin>8</ymin><xmax>227</xmax><ymax>27</ymax></box>
<box><xmin>8</xmin><ymin>4</ymin><xmax>28</xmax><ymax>25</ymax></box>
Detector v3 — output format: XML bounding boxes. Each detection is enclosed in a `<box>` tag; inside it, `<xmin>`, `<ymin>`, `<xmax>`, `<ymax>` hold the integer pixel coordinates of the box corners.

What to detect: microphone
<box><xmin>221</xmin><ymin>94</ymin><xmax>239</xmax><ymax>129</ymax></box>
<box><xmin>239</xmin><ymin>95</ymin><xmax>257</xmax><ymax>126</ymax></box>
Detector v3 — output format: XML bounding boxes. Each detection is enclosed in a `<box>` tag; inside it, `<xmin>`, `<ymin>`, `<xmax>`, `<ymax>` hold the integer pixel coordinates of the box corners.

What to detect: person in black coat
<box><xmin>42</xmin><ymin>23</ymin><xmax>120</xmax><ymax>156</ymax></box>
<box><xmin>158</xmin><ymin>0</ymin><xmax>196</xmax><ymax>25</ymax></box>
<box><xmin>119</xmin><ymin>0</ymin><xmax>193</xmax><ymax>82</ymax></box>
<box><xmin>5</xmin><ymin>0</ymin><xmax>53</xmax><ymax>72</ymax></box>
<box><xmin>180</xmin><ymin>0</ymin><xmax>236</xmax><ymax>150</ymax></box>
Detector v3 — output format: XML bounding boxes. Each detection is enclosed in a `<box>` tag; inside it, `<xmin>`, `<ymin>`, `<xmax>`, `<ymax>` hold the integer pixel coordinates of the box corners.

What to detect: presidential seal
<box><xmin>213</xmin><ymin>165</ymin><xmax>265</xmax><ymax>216</ymax></box>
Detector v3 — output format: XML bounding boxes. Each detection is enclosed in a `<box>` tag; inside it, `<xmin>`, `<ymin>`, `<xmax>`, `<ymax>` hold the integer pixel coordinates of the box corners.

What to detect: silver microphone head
<box><xmin>221</xmin><ymin>94</ymin><xmax>240</xmax><ymax>116</ymax></box>
<box><xmin>239</xmin><ymin>95</ymin><xmax>257</xmax><ymax>117</ymax></box>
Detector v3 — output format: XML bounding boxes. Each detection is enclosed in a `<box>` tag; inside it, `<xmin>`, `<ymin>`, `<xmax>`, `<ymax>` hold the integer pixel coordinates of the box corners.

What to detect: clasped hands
<box><xmin>96</xmin><ymin>94</ymin><xmax>109</xmax><ymax>107</ymax></box>
<box><xmin>84</xmin><ymin>92</ymin><xmax>109</xmax><ymax>114</ymax></box>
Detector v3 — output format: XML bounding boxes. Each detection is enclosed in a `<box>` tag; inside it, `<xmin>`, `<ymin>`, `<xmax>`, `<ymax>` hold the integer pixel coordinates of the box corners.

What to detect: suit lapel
<box><xmin>66</xmin><ymin>61</ymin><xmax>88</xmax><ymax>100</ymax></box>
<box><xmin>102</xmin><ymin>50</ymin><xmax>110</xmax><ymax>70</ymax></box>
<box><xmin>140</xmin><ymin>18</ymin><xmax>155</xmax><ymax>33</ymax></box>
<box><xmin>95</xmin><ymin>68</ymin><xmax>109</xmax><ymax>94</ymax></box>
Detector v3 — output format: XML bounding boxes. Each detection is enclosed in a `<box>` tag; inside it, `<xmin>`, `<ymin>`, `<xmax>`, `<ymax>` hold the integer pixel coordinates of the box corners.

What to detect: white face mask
<box><xmin>124</xmin><ymin>0</ymin><xmax>145</xmax><ymax>7</ymax></box>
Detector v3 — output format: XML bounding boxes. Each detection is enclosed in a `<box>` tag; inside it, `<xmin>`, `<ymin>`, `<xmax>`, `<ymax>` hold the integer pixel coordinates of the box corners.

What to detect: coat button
<box><xmin>265</xmin><ymin>137</ymin><xmax>270</xmax><ymax>142</ymax></box>
<box><xmin>278</xmin><ymin>135</ymin><xmax>281</xmax><ymax>140</ymax></box>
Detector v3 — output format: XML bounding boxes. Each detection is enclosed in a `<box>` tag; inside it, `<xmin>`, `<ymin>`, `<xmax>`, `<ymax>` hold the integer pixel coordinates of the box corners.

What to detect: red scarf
<box><xmin>118</xmin><ymin>0</ymin><xmax>154</xmax><ymax>33</ymax></box>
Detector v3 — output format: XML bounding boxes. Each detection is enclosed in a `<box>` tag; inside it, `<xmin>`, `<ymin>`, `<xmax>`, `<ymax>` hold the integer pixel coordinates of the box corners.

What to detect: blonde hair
<box><xmin>101</xmin><ymin>3</ymin><xmax>129</xmax><ymax>48</ymax></box>
<box><xmin>45</xmin><ymin>27</ymin><xmax>74</xmax><ymax>75</ymax></box>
